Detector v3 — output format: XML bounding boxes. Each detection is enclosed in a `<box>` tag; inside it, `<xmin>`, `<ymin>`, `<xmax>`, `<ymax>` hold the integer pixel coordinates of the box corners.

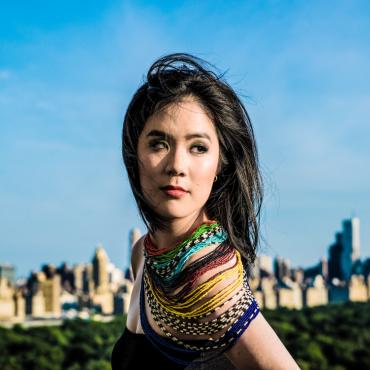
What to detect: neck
<box><xmin>149</xmin><ymin>212</ymin><xmax>213</xmax><ymax>250</ymax></box>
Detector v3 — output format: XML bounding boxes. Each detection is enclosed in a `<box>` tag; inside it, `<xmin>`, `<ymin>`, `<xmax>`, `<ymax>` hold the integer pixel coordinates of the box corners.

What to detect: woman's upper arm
<box><xmin>225</xmin><ymin>312</ymin><xmax>300</xmax><ymax>370</ymax></box>
<box><xmin>130</xmin><ymin>236</ymin><xmax>144</xmax><ymax>281</ymax></box>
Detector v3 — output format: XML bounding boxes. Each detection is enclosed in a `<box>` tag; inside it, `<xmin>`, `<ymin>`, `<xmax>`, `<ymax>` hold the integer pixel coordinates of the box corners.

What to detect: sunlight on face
<box><xmin>137</xmin><ymin>97</ymin><xmax>220</xmax><ymax>220</ymax></box>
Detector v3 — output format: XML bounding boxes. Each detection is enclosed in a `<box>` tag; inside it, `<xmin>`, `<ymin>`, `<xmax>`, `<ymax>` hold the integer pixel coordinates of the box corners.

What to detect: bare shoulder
<box><xmin>225</xmin><ymin>311</ymin><xmax>300</xmax><ymax>370</ymax></box>
<box><xmin>131</xmin><ymin>235</ymin><xmax>145</xmax><ymax>280</ymax></box>
<box><xmin>125</xmin><ymin>235</ymin><xmax>146</xmax><ymax>334</ymax></box>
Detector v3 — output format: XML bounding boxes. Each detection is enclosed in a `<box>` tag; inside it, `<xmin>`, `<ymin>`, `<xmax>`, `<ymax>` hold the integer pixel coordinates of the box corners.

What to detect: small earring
<box><xmin>214</xmin><ymin>175</ymin><xmax>218</xmax><ymax>182</ymax></box>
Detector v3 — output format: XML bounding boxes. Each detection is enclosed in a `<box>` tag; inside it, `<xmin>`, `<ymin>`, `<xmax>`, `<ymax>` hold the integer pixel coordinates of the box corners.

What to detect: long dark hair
<box><xmin>122</xmin><ymin>53</ymin><xmax>263</xmax><ymax>267</ymax></box>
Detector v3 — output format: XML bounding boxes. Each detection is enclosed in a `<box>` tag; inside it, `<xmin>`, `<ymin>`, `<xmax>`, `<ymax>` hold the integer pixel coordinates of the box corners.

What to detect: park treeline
<box><xmin>0</xmin><ymin>300</ymin><xmax>369</xmax><ymax>370</ymax></box>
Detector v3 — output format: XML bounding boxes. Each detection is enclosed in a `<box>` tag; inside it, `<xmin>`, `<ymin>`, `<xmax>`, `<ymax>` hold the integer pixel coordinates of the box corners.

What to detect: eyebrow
<box><xmin>146</xmin><ymin>130</ymin><xmax>212</xmax><ymax>142</ymax></box>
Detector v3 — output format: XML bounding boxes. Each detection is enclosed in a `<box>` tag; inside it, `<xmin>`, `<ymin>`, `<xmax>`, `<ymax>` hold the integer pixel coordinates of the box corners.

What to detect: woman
<box><xmin>111</xmin><ymin>53</ymin><xmax>300</xmax><ymax>369</ymax></box>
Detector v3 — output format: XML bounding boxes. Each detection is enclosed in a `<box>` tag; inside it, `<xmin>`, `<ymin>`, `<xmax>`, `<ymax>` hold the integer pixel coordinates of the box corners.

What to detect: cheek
<box><xmin>138</xmin><ymin>152</ymin><xmax>157</xmax><ymax>175</ymax></box>
<box><xmin>199</xmin><ymin>151</ymin><xmax>219</xmax><ymax>173</ymax></box>
<box><xmin>192</xmin><ymin>160</ymin><xmax>218</xmax><ymax>187</ymax></box>
<box><xmin>138</xmin><ymin>157</ymin><xmax>161</xmax><ymax>192</ymax></box>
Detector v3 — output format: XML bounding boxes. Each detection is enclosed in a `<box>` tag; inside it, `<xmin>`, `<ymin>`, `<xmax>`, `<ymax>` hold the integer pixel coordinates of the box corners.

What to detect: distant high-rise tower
<box><xmin>320</xmin><ymin>257</ymin><xmax>329</xmax><ymax>281</ymax></box>
<box><xmin>328</xmin><ymin>232</ymin><xmax>344</xmax><ymax>281</ymax></box>
<box><xmin>92</xmin><ymin>244</ymin><xmax>109</xmax><ymax>293</ymax></box>
<box><xmin>274</xmin><ymin>256</ymin><xmax>290</xmax><ymax>281</ymax></box>
<box><xmin>258</xmin><ymin>254</ymin><xmax>273</xmax><ymax>276</ymax></box>
<box><xmin>341</xmin><ymin>217</ymin><xmax>360</xmax><ymax>281</ymax></box>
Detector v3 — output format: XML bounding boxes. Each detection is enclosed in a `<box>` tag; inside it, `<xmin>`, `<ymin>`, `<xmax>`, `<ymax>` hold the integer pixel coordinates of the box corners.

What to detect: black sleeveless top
<box><xmin>111</xmin><ymin>327</ymin><xmax>236</xmax><ymax>370</ymax></box>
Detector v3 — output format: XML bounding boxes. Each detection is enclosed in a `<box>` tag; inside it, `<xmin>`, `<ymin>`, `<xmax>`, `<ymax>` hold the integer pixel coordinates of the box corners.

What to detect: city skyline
<box><xmin>2</xmin><ymin>216</ymin><xmax>368</xmax><ymax>280</ymax></box>
<box><xmin>1</xmin><ymin>1</ymin><xmax>370</xmax><ymax>278</ymax></box>
<box><xmin>1</xmin><ymin>215</ymin><xmax>369</xmax><ymax>325</ymax></box>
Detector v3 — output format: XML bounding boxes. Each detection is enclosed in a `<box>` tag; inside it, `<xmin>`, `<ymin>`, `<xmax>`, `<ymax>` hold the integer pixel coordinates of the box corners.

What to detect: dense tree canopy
<box><xmin>0</xmin><ymin>301</ymin><xmax>369</xmax><ymax>369</ymax></box>
<box><xmin>262</xmin><ymin>301</ymin><xmax>370</xmax><ymax>370</ymax></box>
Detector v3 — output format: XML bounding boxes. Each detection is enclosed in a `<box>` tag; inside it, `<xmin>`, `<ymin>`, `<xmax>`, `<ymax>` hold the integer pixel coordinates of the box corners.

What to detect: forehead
<box><xmin>141</xmin><ymin>99</ymin><xmax>218</xmax><ymax>140</ymax></box>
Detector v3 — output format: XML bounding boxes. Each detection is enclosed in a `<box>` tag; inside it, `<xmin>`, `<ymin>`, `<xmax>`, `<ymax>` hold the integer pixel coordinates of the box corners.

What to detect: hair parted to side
<box><xmin>122</xmin><ymin>52</ymin><xmax>263</xmax><ymax>268</ymax></box>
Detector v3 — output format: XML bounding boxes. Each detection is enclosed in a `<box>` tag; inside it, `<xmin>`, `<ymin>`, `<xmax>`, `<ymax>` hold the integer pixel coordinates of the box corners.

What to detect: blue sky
<box><xmin>1</xmin><ymin>1</ymin><xmax>369</xmax><ymax>278</ymax></box>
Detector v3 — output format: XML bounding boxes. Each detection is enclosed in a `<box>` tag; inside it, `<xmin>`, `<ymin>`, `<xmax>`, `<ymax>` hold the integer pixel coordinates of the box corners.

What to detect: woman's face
<box><xmin>137</xmin><ymin>97</ymin><xmax>220</xmax><ymax>220</ymax></box>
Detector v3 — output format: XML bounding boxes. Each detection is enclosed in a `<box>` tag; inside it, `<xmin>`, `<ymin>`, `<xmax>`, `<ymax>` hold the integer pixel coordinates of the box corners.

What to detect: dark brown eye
<box><xmin>149</xmin><ymin>140</ymin><xmax>169</xmax><ymax>150</ymax></box>
<box><xmin>192</xmin><ymin>144</ymin><xmax>208</xmax><ymax>153</ymax></box>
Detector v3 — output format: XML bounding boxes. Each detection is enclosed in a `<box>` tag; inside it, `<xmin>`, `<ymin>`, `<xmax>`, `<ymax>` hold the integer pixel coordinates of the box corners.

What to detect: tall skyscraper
<box><xmin>274</xmin><ymin>256</ymin><xmax>290</xmax><ymax>281</ymax></box>
<box><xmin>92</xmin><ymin>244</ymin><xmax>109</xmax><ymax>293</ymax></box>
<box><xmin>25</xmin><ymin>269</ymin><xmax>61</xmax><ymax>317</ymax></box>
<box><xmin>341</xmin><ymin>217</ymin><xmax>360</xmax><ymax>281</ymax></box>
<box><xmin>328</xmin><ymin>232</ymin><xmax>344</xmax><ymax>281</ymax></box>
<box><xmin>73</xmin><ymin>263</ymin><xmax>85</xmax><ymax>293</ymax></box>
<box><xmin>0</xmin><ymin>277</ymin><xmax>15</xmax><ymax>320</ymax></box>
<box><xmin>258</xmin><ymin>254</ymin><xmax>273</xmax><ymax>276</ymax></box>
<box><xmin>40</xmin><ymin>273</ymin><xmax>61</xmax><ymax>316</ymax></box>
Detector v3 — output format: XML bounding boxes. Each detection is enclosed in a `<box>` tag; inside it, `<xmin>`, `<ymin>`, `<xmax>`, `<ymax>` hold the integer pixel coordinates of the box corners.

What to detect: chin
<box><xmin>156</xmin><ymin>206</ymin><xmax>195</xmax><ymax>219</ymax></box>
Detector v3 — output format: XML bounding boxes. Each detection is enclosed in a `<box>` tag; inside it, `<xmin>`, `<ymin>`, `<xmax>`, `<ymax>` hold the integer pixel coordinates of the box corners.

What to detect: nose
<box><xmin>165</xmin><ymin>144</ymin><xmax>187</xmax><ymax>177</ymax></box>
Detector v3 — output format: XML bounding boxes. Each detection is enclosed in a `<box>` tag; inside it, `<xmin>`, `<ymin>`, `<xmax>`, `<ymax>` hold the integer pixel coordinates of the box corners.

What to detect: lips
<box><xmin>160</xmin><ymin>185</ymin><xmax>188</xmax><ymax>192</ymax></box>
<box><xmin>160</xmin><ymin>185</ymin><xmax>188</xmax><ymax>198</ymax></box>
